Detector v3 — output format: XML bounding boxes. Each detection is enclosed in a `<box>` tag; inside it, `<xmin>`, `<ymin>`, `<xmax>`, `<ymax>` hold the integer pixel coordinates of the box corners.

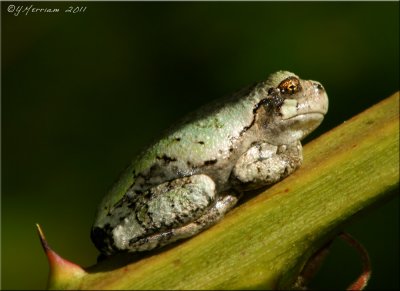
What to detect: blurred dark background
<box><xmin>1</xmin><ymin>2</ymin><xmax>398</xmax><ymax>289</ymax></box>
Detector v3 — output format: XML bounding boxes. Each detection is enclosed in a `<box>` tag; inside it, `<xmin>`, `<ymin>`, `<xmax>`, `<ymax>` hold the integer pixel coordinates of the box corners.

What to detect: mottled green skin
<box><xmin>91</xmin><ymin>71</ymin><xmax>329</xmax><ymax>255</ymax></box>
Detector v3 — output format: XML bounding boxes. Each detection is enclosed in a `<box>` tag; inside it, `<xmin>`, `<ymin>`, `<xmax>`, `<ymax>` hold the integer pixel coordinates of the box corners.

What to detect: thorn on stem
<box><xmin>35</xmin><ymin>223</ymin><xmax>86</xmax><ymax>288</ymax></box>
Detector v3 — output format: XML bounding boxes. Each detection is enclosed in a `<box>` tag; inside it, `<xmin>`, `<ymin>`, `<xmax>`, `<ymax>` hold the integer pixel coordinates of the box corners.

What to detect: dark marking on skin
<box><xmin>227</xmin><ymin>108</ymin><xmax>257</xmax><ymax>151</ymax></box>
<box><xmin>128</xmin><ymin>203</ymin><xmax>136</xmax><ymax>209</ymax></box>
<box><xmin>173</xmin><ymin>213</ymin><xmax>186</xmax><ymax>225</ymax></box>
<box><xmin>166</xmin><ymin>181</ymin><xmax>174</xmax><ymax>192</ymax></box>
<box><xmin>263</xmin><ymin>87</ymin><xmax>286</xmax><ymax>109</ymax></box>
<box><xmin>145</xmin><ymin>166</ymin><xmax>168</xmax><ymax>184</ymax></box>
<box><xmin>126</xmin><ymin>194</ymin><xmax>140</xmax><ymax>209</ymax></box>
<box><xmin>204</xmin><ymin>159</ymin><xmax>218</xmax><ymax>166</ymax></box>
<box><xmin>174</xmin><ymin>137</ymin><xmax>181</xmax><ymax>142</ymax></box>
<box><xmin>135</xmin><ymin>204</ymin><xmax>146</xmax><ymax>227</ymax></box>
<box><xmin>130</xmin><ymin>235</ymin><xmax>149</xmax><ymax>247</ymax></box>
<box><xmin>197</xmin><ymin>141</ymin><xmax>205</xmax><ymax>145</ymax></box>
<box><xmin>236</xmin><ymin>109</ymin><xmax>259</xmax><ymax>139</ymax></box>
<box><xmin>91</xmin><ymin>223</ymin><xmax>117</xmax><ymax>254</ymax></box>
<box><xmin>180</xmin><ymin>212</ymin><xmax>189</xmax><ymax>218</ymax></box>
<box><xmin>156</xmin><ymin>154</ymin><xmax>177</xmax><ymax>163</ymax></box>
<box><xmin>283</xmin><ymin>166</ymin><xmax>290</xmax><ymax>177</ymax></box>
<box><xmin>138</xmin><ymin>237</ymin><xmax>149</xmax><ymax>245</ymax></box>
<box><xmin>206</xmin><ymin>195</ymin><xmax>214</xmax><ymax>205</ymax></box>
<box><xmin>270</xmin><ymin>95</ymin><xmax>285</xmax><ymax>109</ymax></box>
<box><xmin>253</xmin><ymin>98</ymin><xmax>269</xmax><ymax>113</ymax></box>
<box><xmin>113</xmin><ymin>196</ymin><xmax>127</xmax><ymax>209</ymax></box>
<box><xmin>146</xmin><ymin>207</ymin><xmax>156</xmax><ymax>228</ymax></box>
<box><xmin>135</xmin><ymin>189</ymin><xmax>144</xmax><ymax>196</ymax></box>
<box><xmin>162</xmin><ymin>230</ymin><xmax>174</xmax><ymax>241</ymax></box>
<box><xmin>235</xmin><ymin>93</ymin><xmax>285</xmax><ymax>142</ymax></box>
<box><xmin>268</xmin><ymin>87</ymin><xmax>275</xmax><ymax>95</ymax></box>
<box><xmin>192</xmin><ymin>220</ymin><xmax>203</xmax><ymax>226</ymax></box>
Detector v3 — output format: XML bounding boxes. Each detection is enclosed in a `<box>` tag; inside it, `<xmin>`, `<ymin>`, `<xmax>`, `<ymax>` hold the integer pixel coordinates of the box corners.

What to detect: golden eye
<box><xmin>278</xmin><ymin>76</ymin><xmax>301</xmax><ymax>95</ymax></box>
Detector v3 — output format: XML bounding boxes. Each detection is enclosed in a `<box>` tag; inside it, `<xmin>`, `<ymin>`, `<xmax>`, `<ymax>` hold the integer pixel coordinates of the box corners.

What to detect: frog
<box><xmin>91</xmin><ymin>71</ymin><xmax>329</xmax><ymax>256</ymax></box>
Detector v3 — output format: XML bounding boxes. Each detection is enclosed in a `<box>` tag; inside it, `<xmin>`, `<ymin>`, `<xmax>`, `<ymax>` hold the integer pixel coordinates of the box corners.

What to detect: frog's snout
<box><xmin>304</xmin><ymin>80</ymin><xmax>329</xmax><ymax>116</ymax></box>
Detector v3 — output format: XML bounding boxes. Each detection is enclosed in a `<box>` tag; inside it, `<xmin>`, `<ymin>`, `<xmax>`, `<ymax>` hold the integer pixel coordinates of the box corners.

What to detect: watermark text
<box><xmin>7</xmin><ymin>4</ymin><xmax>87</xmax><ymax>16</ymax></box>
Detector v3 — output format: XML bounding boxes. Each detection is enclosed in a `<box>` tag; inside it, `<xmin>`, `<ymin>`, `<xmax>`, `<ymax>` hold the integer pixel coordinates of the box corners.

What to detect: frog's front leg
<box><xmin>230</xmin><ymin>141</ymin><xmax>303</xmax><ymax>191</ymax></box>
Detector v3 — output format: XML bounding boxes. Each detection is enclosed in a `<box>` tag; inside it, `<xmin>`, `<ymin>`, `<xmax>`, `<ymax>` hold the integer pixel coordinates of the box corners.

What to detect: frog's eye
<box><xmin>278</xmin><ymin>76</ymin><xmax>301</xmax><ymax>95</ymax></box>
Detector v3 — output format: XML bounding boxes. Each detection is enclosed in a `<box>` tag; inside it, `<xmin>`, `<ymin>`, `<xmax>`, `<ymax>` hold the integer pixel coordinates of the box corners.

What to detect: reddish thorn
<box><xmin>36</xmin><ymin>223</ymin><xmax>86</xmax><ymax>286</ymax></box>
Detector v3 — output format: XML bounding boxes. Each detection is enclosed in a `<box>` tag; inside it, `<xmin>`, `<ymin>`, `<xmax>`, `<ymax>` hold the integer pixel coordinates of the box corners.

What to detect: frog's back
<box><xmin>97</xmin><ymin>82</ymin><xmax>267</xmax><ymax>216</ymax></box>
<box><xmin>129</xmin><ymin>83</ymin><xmax>265</xmax><ymax>192</ymax></box>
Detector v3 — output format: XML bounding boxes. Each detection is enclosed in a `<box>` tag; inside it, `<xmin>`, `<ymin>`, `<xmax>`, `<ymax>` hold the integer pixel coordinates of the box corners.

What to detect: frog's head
<box><xmin>260</xmin><ymin>71</ymin><xmax>329</xmax><ymax>145</ymax></box>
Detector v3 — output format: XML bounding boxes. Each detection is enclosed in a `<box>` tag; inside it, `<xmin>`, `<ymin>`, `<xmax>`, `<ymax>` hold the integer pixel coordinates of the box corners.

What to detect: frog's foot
<box><xmin>128</xmin><ymin>193</ymin><xmax>239</xmax><ymax>252</ymax></box>
<box><xmin>230</xmin><ymin>141</ymin><xmax>302</xmax><ymax>191</ymax></box>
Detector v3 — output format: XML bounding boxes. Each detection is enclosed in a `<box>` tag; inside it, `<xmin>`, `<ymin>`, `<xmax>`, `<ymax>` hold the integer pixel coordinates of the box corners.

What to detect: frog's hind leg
<box><xmin>129</xmin><ymin>193</ymin><xmax>239</xmax><ymax>251</ymax></box>
<box><xmin>106</xmin><ymin>174</ymin><xmax>218</xmax><ymax>253</ymax></box>
<box><xmin>166</xmin><ymin>194</ymin><xmax>239</xmax><ymax>242</ymax></box>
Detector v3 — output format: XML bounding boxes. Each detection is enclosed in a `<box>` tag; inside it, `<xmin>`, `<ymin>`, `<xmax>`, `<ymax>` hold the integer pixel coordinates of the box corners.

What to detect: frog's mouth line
<box><xmin>285</xmin><ymin>112</ymin><xmax>325</xmax><ymax>121</ymax></box>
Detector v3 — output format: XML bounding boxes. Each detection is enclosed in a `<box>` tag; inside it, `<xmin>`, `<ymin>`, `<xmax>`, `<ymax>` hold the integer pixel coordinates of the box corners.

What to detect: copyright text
<box><xmin>7</xmin><ymin>4</ymin><xmax>87</xmax><ymax>16</ymax></box>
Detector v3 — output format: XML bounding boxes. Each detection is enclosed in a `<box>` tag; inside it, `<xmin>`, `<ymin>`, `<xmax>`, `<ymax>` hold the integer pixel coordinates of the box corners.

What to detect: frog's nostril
<box><xmin>313</xmin><ymin>82</ymin><xmax>324</xmax><ymax>91</ymax></box>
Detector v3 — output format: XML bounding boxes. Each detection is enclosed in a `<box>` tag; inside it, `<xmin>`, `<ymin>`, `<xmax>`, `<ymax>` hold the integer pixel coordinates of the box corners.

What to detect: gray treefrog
<box><xmin>91</xmin><ymin>71</ymin><xmax>329</xmax><ymax>255</ymax></box>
